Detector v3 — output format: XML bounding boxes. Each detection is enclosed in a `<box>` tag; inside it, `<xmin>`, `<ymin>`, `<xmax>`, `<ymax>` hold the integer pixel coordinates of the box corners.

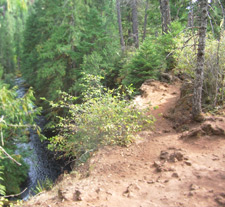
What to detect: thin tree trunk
<box><xmin>214</xmin><ymin>0</ymin><xmax>224</xmax><ymax>106</ymax></box>
<box><xmin>131</xmin><ymin>0</ymin><xmax>139</xmax><ymax>48</ymax></box>
<box><xmin>208</xmin><ymin>13</ymin><xmax>215</xmax><ymax>37</ymax></box>
<box><xmin>159</xmin><ymin>0</ymin><xmax>173</xmax><ymax>70</ymax></box>
<box><xmin>116</xmin><ymin>0</ymin><xmax>125</xmax><ymax>53</ymax></box>
<box><xmin>217</xmin><ymin>0</ymin><xmax>225</xmax><ymax>104</ymax></box>
<box><xmin>217</xmin><ymin>0</ymin><xmax>225</xmax><ymax>28</ymax></box>
<box><xmin>187</xmin><ymin>0</ymin><xmax>194</xmax><ymax>28</ymax></box>
<box><xmin>159</xmin><ymin>0</ymin><xmax>171</xmax><ymax>34</ymax></box>
<box><xmin>192</xmin><ymin>0</ymin><xmax>208</xmax><ymax>121</ymax></box>
<box><xmin>214</xmin><ymin>38</ymin><xmax>220</xmax><ymax>107</ymax></box>
<box><xmin>142</xmin><ymin>0</ymin><xmax>149</xmax><ymax>41</ymax></box>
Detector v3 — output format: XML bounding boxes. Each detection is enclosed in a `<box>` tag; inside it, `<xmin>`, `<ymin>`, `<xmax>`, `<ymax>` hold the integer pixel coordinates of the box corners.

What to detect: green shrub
<box><xmin>46</xmin><ymin>74</ymin><xmax>155</xmax><ymax>162</ymax></box>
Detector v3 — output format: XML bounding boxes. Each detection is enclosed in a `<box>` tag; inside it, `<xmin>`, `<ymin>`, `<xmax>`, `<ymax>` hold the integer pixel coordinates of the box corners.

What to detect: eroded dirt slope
<box><xmin>25</xmin><ymin>80</ymin><xmax>225</xmax><ymax>207</ymax></box>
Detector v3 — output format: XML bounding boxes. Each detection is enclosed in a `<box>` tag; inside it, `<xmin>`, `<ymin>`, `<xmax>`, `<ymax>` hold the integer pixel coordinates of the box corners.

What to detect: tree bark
<box><xmin>159</xmin><ymin>0</ymin><xmax>171</xmax><ymax>34</ymax></box>
<box><xmin>192</xmin><ymin>0</ymin><xmax>208</xmax><ymax>121</ymax></box>
<box><xmin>116</xmin><ymin>0</ymin><xmax>125</xmax><ymax>53</ymax></box>
<box><xmin>131</xmin><ymin>0</ymin><xmax>139</xmax><ymax>48</ymax></box>
<box><xmin>142</xmin><ymin>0</ymin><xmax>149</xmax><ymax>41</ymax></box>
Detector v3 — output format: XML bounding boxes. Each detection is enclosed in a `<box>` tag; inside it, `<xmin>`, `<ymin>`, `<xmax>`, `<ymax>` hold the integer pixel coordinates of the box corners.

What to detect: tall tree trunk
<box><xmin>142</xmin><ymin>0</ymin><xmax>149</xmax><ymax>41</ymax></box>
<box><xmin>192</xmin><ymin>0</ymin><xmax>208</xmax><ymax>121</ymax></box>
<box><xmin>116</xmin><ymin>0</ymin><xmax>125</xmax><ymax>53</ymax></box>
<box><xmin>187</xmin><ymin>0</ymin><xmax>194</xmax><ymax>28</ymax></box>
<box><xmin>159</xmin><ymin>0</ymin><xmax>171</xmax><ymax>34</ymax></box>
<box><xmin>131</xmin><ymin>0</ymin><xmax>139</xmax><ymax>48</ymax></box>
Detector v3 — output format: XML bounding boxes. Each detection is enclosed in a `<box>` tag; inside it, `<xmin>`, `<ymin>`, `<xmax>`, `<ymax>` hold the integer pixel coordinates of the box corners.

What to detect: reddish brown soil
<box><xmin>24</xmin><ymin>81</ymin><xmax>225</xmax><ymax>207</ymax></box>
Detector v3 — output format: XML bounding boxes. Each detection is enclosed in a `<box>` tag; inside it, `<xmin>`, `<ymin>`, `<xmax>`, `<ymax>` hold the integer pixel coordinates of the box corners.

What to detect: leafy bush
<box><xmin>46</xmin><ymin>74</ymin><xmax>155</xmax><ymax>162</ymax></box>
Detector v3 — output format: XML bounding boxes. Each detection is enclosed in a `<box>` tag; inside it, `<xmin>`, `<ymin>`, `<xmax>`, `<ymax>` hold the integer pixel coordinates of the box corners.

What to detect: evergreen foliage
<box><xmin>121</xmin><ymin>21</ymin><xmax>184</xmax><ymax>88</ymax></box>
<box><xmin>0</xmin><ymin>0</ymin><xmax>28</xmax><ymax>75</ymax></box>
<box><xmin>22</xmin><ymin>0</ymin><xmax>120</xmax><ymax>100</ymax></box>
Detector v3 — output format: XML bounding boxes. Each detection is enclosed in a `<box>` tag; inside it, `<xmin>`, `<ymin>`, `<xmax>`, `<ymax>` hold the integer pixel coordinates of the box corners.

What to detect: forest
<box><xmin>0</xmin><ymin>0</ymin><xmax>225</xmax><ymax>205</ymax></box>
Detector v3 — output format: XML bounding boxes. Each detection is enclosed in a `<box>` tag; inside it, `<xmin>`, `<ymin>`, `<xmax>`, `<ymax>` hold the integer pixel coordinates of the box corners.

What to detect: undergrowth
<box><xmin>44</xmin><ymin>74</ymin><xmax>155</xmax><ymax>164</ymax></box>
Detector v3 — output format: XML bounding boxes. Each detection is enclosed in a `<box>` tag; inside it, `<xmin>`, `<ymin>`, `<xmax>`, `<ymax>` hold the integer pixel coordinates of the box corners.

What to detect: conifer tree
<box><xmin>192</xmin><ymin>0</ymin><xmax>208</xmax><ymax>121</ymax></box>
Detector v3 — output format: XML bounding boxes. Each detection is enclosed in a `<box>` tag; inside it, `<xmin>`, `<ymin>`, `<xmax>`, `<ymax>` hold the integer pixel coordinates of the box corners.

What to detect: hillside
<box><xmin>24</xmin><ymin>80</ymin><xmax>225</xmax><ymax>207</ymax></box>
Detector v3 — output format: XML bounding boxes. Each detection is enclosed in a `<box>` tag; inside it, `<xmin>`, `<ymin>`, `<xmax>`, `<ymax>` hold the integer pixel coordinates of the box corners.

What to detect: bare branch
<box><xmin>3</xmin><ymin>188</ymin><xmax>27</xmax><ymax>198</ymax></box>
<box><xmin>0</xmin><ymin>146</ymin><xmax>22</xmax><ymax>166</ymax></box>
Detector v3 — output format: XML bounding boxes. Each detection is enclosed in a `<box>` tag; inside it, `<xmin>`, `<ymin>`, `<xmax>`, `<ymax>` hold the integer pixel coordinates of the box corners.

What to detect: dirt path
<box><xmin>25</xmin><ymin>81</ymin><xmax>225</xmax><ymax>207</ymax></box>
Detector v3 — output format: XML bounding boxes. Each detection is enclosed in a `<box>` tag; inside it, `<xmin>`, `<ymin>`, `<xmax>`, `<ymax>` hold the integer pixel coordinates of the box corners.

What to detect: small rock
<box><xmin>160</xmin><ymin>149</ymin><xmax>185</xmax><ymax>162</ymax></box>
<box><xmin>185</xmin><ymin>161</ymin><xmax>192</xmax><ymax>166</ymax></box>
<box><xmin>163</xmin><ymin>129</ymin><xmax>171</xmax><ymax>133</ymax></box>
<box><xmin>147</xmin><ymin>180</ymin><xmax>155</xmax><ymax>184</ymax></box>
<box><xmin>160</xmin><ymin>151</ymin><xmax>169</xmax><ymax>160</ymax></box>
<box><xmin>153</xmin><ymin>161</ymin><xmax>163</xmax><ymax>172</ymax></box>
<box><xmin>143</xmin><ymin>176</ymin><xmax>147</xmax><ymax>180</ymax></box>
<box><xmin>153</xmin><ymin>161</ymin><xmax>162</xmax><ymax>167</ymax></box>
<box><xmin>73</xmin><ymin>190</ymin><xmax>82</xmax><ymax>201</ymax></box>
<box><xmin>123</xmin><ymin>183</ymin><xmax>140</xmax><ymax>198</ymax></box>
<box><xmin>106</xmin><ymin>191</ymin><xmax>112</xmax><ymax>196</ymax></box>
<box><xmin>169</xmin><ymin>151</ymin><xmax>184</xmax><ymax>162</ymax></box>
<box><xmin>96</xmin><ymin>188</ymin><xmax>101</xmax><ymax>194</ymax></box>
<box><xmin>190</xmin><ymin>184</ymin><xmax>199</xmax><ymax>191</ymax></box>
<box><xmin>172</xmin><ymin>172</ymin><xmax>179</xmax><ymax>178</ymax></box>
<box><xmin>58</xmin><ymin>189</ymin><xmax>67</xmax><ymax>201</ymax></box>
<box><xmin>215</xmin><ymin>193</ymin><xmax>225</xmax><ymax>206</ymax></box>
<box><xmin>184</xmin><ymin>156</ymin><xmax>189</xmax><ymax>161</ymax></box>
<box><xmin>167</xmin><ymin>167</ymin><xmax>175</xmax><ymax>172</ymax></box>
<box><xmin>188</xmin><ymin>191</ymin><xmax>194</xmax><ymax>197</ymax></box>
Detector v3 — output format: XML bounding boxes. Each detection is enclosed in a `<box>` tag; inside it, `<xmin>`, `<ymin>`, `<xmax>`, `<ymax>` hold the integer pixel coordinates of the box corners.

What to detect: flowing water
<box><xmin>15</xmin><ymin>78</ymin><xmax>60</xmax><ymax>199</ymax></box>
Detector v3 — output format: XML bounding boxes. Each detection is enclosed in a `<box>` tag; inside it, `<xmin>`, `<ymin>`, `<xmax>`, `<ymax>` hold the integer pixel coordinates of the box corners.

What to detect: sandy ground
<box><xmin>24</xmin><ymin>80</ymin><xmax>225</xmax><ymax>207</ymax></box>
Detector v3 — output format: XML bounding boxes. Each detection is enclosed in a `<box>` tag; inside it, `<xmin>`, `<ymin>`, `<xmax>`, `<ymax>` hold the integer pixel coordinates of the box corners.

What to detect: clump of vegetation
<box><xmin>45</xmin><ymin>74</ymin><xmax>155</xmax><ymax>163</ymax></box>
<box><xmin>121</xmin><ymin>21</ymin><xmax>184</xmax><ymax>89</ymax></box>
<box><xmin>0</xmin><ymin>83</ymin><xmax>40</xmax><ymax>196</ymax></box>
<box><xmin>33</xmin><ymin>178</ymin><xmax>53</xmax><ymax>194</ymax></box>
<box><xmin>174</xmin><ymin>33</ymin><xmax>225</xmax><ymax>109</ymax></box>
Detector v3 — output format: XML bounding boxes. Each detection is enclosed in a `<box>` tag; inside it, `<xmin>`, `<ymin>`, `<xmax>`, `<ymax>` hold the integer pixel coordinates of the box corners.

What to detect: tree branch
<box><xmin>0</xmin><ymin>146</ymin><xmax>22</xmax><ymax>166</ymax></box>
<box><xmin>3</xmin><ymin>187</ymin><xmax>27</xmax><ymax>198</ymax></box>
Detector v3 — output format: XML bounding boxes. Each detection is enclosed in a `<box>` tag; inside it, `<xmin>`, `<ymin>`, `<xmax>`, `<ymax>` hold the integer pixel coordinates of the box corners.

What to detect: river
<box><xmin>15</xmin><ymin>78</ymin><xmax>61</xmax><ymax>199</ymax></box>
